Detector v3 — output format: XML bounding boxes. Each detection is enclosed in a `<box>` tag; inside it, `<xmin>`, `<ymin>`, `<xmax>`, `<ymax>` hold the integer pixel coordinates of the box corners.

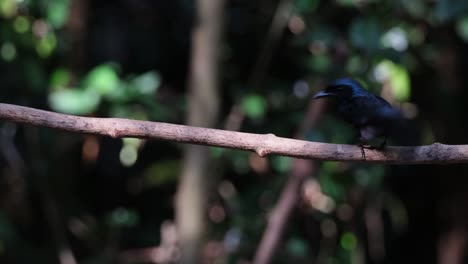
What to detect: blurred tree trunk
<box><xmin>176</xmin><ymin>0</ymin><xmax>225</xmax><ymax>263</ymax></box>
<box><xmin>67</xmin><ymin>0</ymin><xmax>89</xmax><ymax>75</ymax></box>
<box><xmin>438</xmin><ymin>228</ymin><xmax>467</xmax><ymax>264</ymax></box>
<box><xmin>39</xmin><ymin>2</ymin><xmax>90</xmax><ymax>264</ymax></box>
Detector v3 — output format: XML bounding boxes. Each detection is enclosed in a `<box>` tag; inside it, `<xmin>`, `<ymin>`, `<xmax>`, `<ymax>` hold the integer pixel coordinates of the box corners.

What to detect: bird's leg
<box><xmin>357</xmin><ymin>127</ymin><xmax>374</xmax><ymax>150</ymax></box>
<box><xmin>358</xmin><ymin>136</ymin><xmax>368</xmax><ymax>160</ymax></box>
<box><xmin>359</xmin><ymin>135</ymin><xmax>387</xmax><ymax>152</ymax></box>
<box><xmin>359</xmin><ymin>144</ymin><xmax>366</xmax><ymax>160</ymax></box>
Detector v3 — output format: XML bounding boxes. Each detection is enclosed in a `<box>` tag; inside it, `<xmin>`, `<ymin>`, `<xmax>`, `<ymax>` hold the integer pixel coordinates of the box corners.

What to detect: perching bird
<box><xmin>313</xmin><ymin>78</ymin><xmax>403</xmax><ymax>153</ymax></box>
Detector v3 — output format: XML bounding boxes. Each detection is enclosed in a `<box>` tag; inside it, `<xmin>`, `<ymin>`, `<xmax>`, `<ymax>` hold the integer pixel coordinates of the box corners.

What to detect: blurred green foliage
<box><xmin>0</xmin><ymin>0</ymin><xmax>468</xmax><ymax>263</ymax></box>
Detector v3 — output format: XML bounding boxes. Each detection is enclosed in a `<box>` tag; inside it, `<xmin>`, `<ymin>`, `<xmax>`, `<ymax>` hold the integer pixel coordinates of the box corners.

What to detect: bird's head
<box><xmin>313</xmin><ymin>78</ymin><xmax>365</xmax><ymax>99</ymax></box>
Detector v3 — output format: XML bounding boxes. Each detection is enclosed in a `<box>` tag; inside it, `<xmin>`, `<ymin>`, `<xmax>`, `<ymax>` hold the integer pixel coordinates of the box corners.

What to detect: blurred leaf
<box><xmin>295</xmin><ymin>0</ymin><xmax>319</xmax><ymax>13</ymax></box>
<box><xmin>422</xmin><ymin>122</ymin><xmax>435</xmax><ymax>145</ymax></box>
<box><xmin>107</xmin><ymin>207</ymin><xmax>139</xmax><ymax>227</ymax></box>
<box><xmin>0</xmin><ymin>42</ymin><xmax>16</xmax><ymax>62</ymax></box>
<box><xmin>340</xmin><ymin>232</ymin><xmax>357</xmax><ymax>250</ymax></box>
<box><xmin>336</xmin><ymin>0</ymin><xmax>355</xmax><ymax>6</ymax></box>
<box><xmin>389</xmin><ymin>63</ymin><xmax>411</xmax><ymax>101</ymax></box>
<box><xmin>0</xmin><ymin>0</ymin><xmax>17</xmax><ymax>18</ymax></box>
<box><xmin>131</xmin><ymin>71</ymin><xmax>161</xmax><ymax>95</ymax></box>
<box><xmin>109</xmin><ymin>105</ymin><xmax>150</xmax><ymax>120</ymax></box>
<box><xmin>322</xmin><ymin>161</ymin><xmax>338</xmax><ymax>174</ymax></box>
<box><xmin>375</xmin><ymin>60</ymin><xmax>411</xmax><ymax>101</ymax></box>
<box><xmin>307</xmin><ymin>54</ymin><xmax>331</xmax><ymax>72</ymax></box>
<box><xmin>309</xmin><ymin>25</ymin><xmax>337</xmax><ymax>46</ymax></box>
<box><xmin>24</xmin><ymin>60</ymin><xmax>47</xmax><ymax>91</ymax></box>
<box><xmin>128</xmin><ymin>109</ymin><xmax>149</xmax><ymax>120</ymax></box>
<box><xmin>210</xmin><ymin>146</ymin><xmax>226</xmax><ymax>158</ymax></box>
<box><xmin>381</xmin><ymin>27</ymin><xmax>408</xmax><ymax>51</ymax></box>
<box><xmin>400</xmin><ymin>0</ymin><xmax>426</xmax><ymax>18</ymax></box>
<box><xmin>49</xmin><ymin>89</ymin><xmax>100</xmax><ymax>115</ymax></box>
<box><xmin>0</xmin><ymin>212</ymin><xmax>18</xmax><ymax>242</ymax></box>
<box><xmin>304</xmin><ymin>129</ymin><xmax>325</xmax><ymax>142</ymax></box>
<box><xmin>271</xmin><ymin>156</ymin><xmax>292</xmax><ymax>173</ymax></box>
<box><xmin>230</xmin><ymin>151</ymin><xmax>250</xmax><ymax>174</ymax></box>
<box><xmin>346</xmin><ymin>56</ymin><xmax>366</xmax><ymax>75</ymax></box>
<box><xmin>242</xmin><ymin>94</ymin><xmax>267</xmax><ymax>119</ymax></box>
<box><xmin>435</xmin><ymin>0</ymin><xmax>468</xmax><ymax>22</ymax></box>
<box><xmin>84</xmin><ymin>64</ymin><xmax>120</xmax><ymax>96</ymax></box>
<box><xmin>47</xmin><ymin>0</ymin><xmax>70</xmax><ymax>28</ymax></box>
<box><xmin>456</xmin><ymin>16</ymin><xmax>468</xmax><ymax>42</ymax></box>
<box><xmin>123</xmin><ymin>137</ymin><xmax>142</xmax><ymax>148</ymax></box>
<box><xmin>106</xmin><ymin>83</ymin><xmax>131</xmax><ymax>103</ymax></box>
<box><xmin>384</xmin><ymin>195</ymin><xmax>408</xmax><ymax>233</ymax></box>
<box><xmin>323</xmin><ymin>116</ymin><xmax>354</xmax><ymax>144</ymax></box>
<box><xmin>407</xmin><ymin>26</ymin><xmax>425</xmax><ymax>45</ymax></box>
<box><xmin>109</xmin><ymin>105</ymin><xmax>131</xmax><ymax>118</ymax></box>
<box><xmin>349</xmin><ymin>18</ymin><xmax>382</xmax><ymax>52</ymax></box>
<box><xmin>286</xmin><ymin>238</ymin><xmax>308</xmax><ymax>257</ymax></box>
<box><xmin>144</xmin><ymin>160</ymin><xmax>181</xmax><ymax>186</ymax></box>
<box><xmin>354</xmin><ymin>165</ymin><xmax>385</xmax><ymax>188</ymax></box>
<box><xmin>120</xmin><ymin>144</ymin><xmax>138</xmax><ymax>167</ymax></box>
<box><xmin>49</xmin><ymin>67</ymin><xmax>71</xmax><ymax>90</ymax></box>
<box><xmin>36</xmin><ymin>33</ymin><xmax>57</xmax><ymax>58</ymax></box>
<box><xmin>319</xmin><ymin>173</ymin><xmax>345</xmax><ymax>201</ymax></box>
<box><xmin>13</xmin><ymin>16</ymin><xmax>29</xmax><ymax>33</ymax></box>
<box><xmin>120</xmin><ymin>138</ymin><xmax>142</xmax><ymax>167</ymax></box>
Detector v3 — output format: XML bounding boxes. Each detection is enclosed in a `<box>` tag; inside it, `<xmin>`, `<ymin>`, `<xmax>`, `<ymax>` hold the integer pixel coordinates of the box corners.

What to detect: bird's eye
<box><xmin>336</xmin><ymin>86</ymin><xmax>343</xmax><ymax>91</ymax></box>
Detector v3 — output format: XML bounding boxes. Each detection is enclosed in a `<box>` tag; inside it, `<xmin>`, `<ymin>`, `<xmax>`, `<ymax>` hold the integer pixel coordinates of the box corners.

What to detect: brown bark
<box><xmin>0</xmin><ymin>103</ymin><xmax>466</xmax><ymax>164</ymax></box>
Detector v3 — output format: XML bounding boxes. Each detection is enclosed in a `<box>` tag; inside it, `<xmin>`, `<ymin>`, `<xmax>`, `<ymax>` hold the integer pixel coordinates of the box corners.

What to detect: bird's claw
<box><xmin>359</xmin><ymin>144</ymin><xmax>374</xmax><ymax>160</ymax></box>
<box><xmin>359</xmin><ymin>138</ymin><xmax>387</xmax><ymax>160</ymax></box>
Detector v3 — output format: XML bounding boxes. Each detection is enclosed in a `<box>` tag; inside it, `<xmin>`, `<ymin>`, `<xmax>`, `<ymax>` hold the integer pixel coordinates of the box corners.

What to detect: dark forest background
<box><xmin>1</xmin><ymin>0</ymin><xmax>468</xmax><ymax>263</ymax></box>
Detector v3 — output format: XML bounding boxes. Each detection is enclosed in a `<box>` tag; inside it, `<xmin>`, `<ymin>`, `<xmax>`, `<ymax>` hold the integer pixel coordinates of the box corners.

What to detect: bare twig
<box><xmin>224</xmin><ymin>0</ymin><xmax>295</xmax><ymax>131</ymax></box>
<box><xmin>0</xmin><ymin>103</ymin><xmax>466</xmax><ymax>164</ymax></box>
<box><xmin>254</xmin><ymin>159</ymin><xmax>315</xmax><ymax>264</ymax></box>
<box><xmin>249</xmin><ymin>0</ymin><xmax>295</xmax><ymax>90</ymax></box>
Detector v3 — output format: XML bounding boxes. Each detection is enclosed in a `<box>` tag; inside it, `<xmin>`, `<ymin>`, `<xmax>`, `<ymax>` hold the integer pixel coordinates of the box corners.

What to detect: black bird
<box><xmin>313</xmin><ymin>78</ymin><xmax>403</xmax><ymax>154</ymax></box>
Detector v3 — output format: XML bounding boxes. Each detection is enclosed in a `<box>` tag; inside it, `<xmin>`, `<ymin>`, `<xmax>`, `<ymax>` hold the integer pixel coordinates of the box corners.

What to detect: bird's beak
<box><xmin>312</xmin><ymin>91</ymin><xmax>332</xmax><ymax>99</ymax></box>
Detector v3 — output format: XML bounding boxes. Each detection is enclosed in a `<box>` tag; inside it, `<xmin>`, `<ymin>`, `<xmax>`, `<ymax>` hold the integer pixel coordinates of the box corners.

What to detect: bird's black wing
<box><xmin>337</xmin><ymin>95</ymin><xmax>374</xmax><ymax>126</ymax></box>
<box><xmin>345</xmin><ymin>95</ymin><xmax>400</xmax><ymax>125</ymax></box>
<box><xmin>373</xmin><ymin>94</ymin><xmax>393</xmax><ymax>107</ymax></box>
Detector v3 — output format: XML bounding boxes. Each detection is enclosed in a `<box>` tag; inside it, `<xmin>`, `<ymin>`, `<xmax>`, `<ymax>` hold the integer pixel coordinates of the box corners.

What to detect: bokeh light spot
<box><xmin>1</xmin><ymin>42</ymin><xmax>16</xmax><ymax>62</ymax></box>
<box><xmin>337</xmin><ymin>203</ymin><xmax>354</xmax><ymax>221</ymax></box>
<box><xmin>208</xmin><ymin>204</ymin><xmax>226</xmax><ymax>223</ymax></box>
<box><xmin>82</xmin><ymin>136</ymin><xmax>100</xmax><ymax>163</ymax></box>
<box><xmin>341</xmin><ymin>232</ymin><xmax>357</xmax><ymax>250</ymax></box>
<box><xmin>381</xmin><ymin>27</ymin><xmax>408</xmax><ymax>51</ymax></box>
<box><xmin>218</xmin><ymin>181</ymin><xmax>236</xmax><ymax>199</ymax></box>
<box><xmin>289</xmin><ymin>15</ymin><xmax>305</xmax><ymax>34</ymax></box>
<box><xmin>120</xmin><ymin>144</ymin><xmax>138</xmax><ymax>167</ymax></box>
<box><xmin>293</xmin><ymin>80</ymin><xmax>310</xmax><ymax>98</ymax></box>
<box><xmin>110</xmin><ymin>207</ymin><xmax>138</xmax><ymax>227</ymax></box>
<box><xmin>32</xmin><ymin>19</ymin><xmax>48</xmax><ymax>37</ymax></box>
<box><xmin>321</xmin><ymin>218</ymin><xmax>337</xmax><ymax>237</ymax></box>
<box><xmin>13</xmin><ymin>16</ymin><xmax>29</xmax><ymax>33</ymax></box>
<box><xmin>0</xmin><ymin>0</ymin><xmax>17</xmax><ymax>18</ymax></box>
<box><xmin>36</xmin><ymin>33</ymin><xmax>57</xmax><ymax>58</ymax></box>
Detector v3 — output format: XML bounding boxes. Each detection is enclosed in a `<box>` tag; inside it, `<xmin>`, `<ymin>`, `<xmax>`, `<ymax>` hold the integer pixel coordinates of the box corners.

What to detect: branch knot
<box><xmin>256</xmin><ymin>147</ymin><xmax>269</xmax><ymax>157</ymax></box>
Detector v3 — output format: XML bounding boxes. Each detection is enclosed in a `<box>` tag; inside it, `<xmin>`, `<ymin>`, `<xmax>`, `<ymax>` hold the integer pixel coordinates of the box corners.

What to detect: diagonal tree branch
<box><xmin>253</xmin><ymin>98</ymin><xmax>326</xmax><ymax>264</ymax></box>
<box><xmin>0</xmin><ymin>103</ymin><xmax>466</xmax><ymax>164</ymax></box>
